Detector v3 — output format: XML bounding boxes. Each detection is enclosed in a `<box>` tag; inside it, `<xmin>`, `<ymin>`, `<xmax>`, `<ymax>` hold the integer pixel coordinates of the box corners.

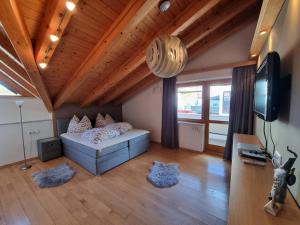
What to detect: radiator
<box><xmin>178</xmin><ymin>122</ymin><xmax>205</xmax><ymax>152</ymax></box>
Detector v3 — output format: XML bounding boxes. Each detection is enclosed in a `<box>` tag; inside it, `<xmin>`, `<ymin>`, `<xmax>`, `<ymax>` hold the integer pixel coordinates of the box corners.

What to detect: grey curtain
<box><xmin>224</xmin><ymin>65</ymin><xmax>256</xmax><ymax>160</ymax></box>
<box><xmin>161</xmin><ymin>76</ymin><xmax>179</xmax><ymax>149</ymax></box>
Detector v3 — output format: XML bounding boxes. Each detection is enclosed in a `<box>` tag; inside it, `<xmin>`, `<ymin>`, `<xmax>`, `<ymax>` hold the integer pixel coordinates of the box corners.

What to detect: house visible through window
<box><xmin>209</xmin><ymin>85</ymin><xmax>231</xmax><ymax>121</ymax></box>
<box><xmin>0</xmin><ymin>84</ymin><xmax>19</xmax><ymax>96</ymax></box>
<box><xmin>177</xmin><ymin>85</ymin><xmax>202</xmax><ymax>120</ymax></box>
<box><xmin>209</xmin><ymin>84</ymin><xmax>231</xmax><ymax>147</ymax></box>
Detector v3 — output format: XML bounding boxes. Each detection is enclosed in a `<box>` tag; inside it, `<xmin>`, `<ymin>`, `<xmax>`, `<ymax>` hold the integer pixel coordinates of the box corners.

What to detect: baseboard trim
<box><xmin>0</xmin><ymin>157</ymin><xmax>38</xmax><ymax>169</ymax></box>
<box><xmin>205</xmin><ymin>149</ymin><xmax>224</xmax><ymax>157</ymax></box>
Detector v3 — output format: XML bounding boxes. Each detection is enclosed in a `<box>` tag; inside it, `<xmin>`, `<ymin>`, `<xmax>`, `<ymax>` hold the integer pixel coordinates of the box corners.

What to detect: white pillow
<box><xmin>106</xmin><ymin>122</ymin><xmax>132</xmax><ymax>134</ymax></box>
<box><xmin>105</xmin><ymin>114</ymin><xmax>115</xmax><ymax>125</ymax></box>
<box><xmin>95</xmin><ymin>113</ymin><xmax>106</xmax><ymax>128</ymax></box>
<box><xmin>67</xmin><ymin>115</ymin><xmax>92</xmax><ymax>133</ymax></box>
<box><xmin>82</xmin><ymin>127</ymin><xmax>120</xmax><ymax>144</ymax></box>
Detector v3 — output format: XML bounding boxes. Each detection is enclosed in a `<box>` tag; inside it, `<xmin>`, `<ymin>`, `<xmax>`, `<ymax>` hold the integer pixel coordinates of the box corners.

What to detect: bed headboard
<box><xmin>55</xmin><ymin>103</ymin><xmax>122</xmax><ymax>136</ymax></box>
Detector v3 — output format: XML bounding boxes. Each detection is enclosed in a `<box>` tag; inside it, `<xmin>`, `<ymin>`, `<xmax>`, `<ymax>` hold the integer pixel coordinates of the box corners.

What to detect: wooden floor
<box><xmin>0</xmin><ymin>143</ymin><xmax>230</xmax><ymax>225</ymax></box>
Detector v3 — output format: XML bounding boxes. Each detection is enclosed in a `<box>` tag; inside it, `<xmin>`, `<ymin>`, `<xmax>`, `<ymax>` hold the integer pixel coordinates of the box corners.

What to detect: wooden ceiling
<box><xmin>0</xmin><ymin>0</ymin><xmax>262</xmax><ymax>111</ymax></box>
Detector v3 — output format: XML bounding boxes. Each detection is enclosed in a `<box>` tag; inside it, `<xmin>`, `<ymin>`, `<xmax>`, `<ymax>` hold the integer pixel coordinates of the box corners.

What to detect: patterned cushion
<box><xmin>67</xmin><ymin>115</ymin><xmax>92</xmax><ymax>133</ymax></box>
<box><xmin>105</xmin><ymin>114</ymin><xmax>115</xmax><ymax>125</ymax></box>
<box><xmin>95</xmin><ymin>113</ymin><xmax>106</xmax><ymax>128</ymax></box>
<box><xmin>67</xmin><ymin>115</ymin><xmax>80</xmax><ymax>133</ymax></box>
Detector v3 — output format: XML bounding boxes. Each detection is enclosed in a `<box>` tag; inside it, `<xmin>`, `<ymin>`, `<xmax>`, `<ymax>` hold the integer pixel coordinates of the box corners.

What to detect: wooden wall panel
<box><xmin>111</xmin><ymin>4</ymin><xmax>260</xmax><ymax>104</ymax></box>
<box><xmin>0</xmin><ymin>0</ymin><xmax>262</xmax><ymax>107</ymax></box>
<box><xmin>41</xmin><ymin>0</ymin><xmax>127</xmax><ymax>98</ymax></box>
<box><xmin>0</xmin><ymin>0</ymin><xmax>53</xmax><ymax>111</ymax></box>
<box><xmin>79</xmin><ymin>0</ymin><xmax>221</xmax><ymax>106</ymax></box>
<box><xmin>17</xmin><ymin>0</ymin><xmax>47</xmax><ymax>43</ymax></box>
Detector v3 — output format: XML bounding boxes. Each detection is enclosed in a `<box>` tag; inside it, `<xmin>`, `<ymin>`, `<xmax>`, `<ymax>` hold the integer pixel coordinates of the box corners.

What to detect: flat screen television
<box><xmin>254</xmin><ymin>52</ymin><xmax>280</xmax><ymax>122</ymax></box>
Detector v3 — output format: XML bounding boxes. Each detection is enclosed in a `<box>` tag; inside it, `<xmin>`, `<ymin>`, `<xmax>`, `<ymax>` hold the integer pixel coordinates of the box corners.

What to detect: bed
<box><xmin>57</xmin><ymin>118</ymin><xmax>150</xmax><ymax>175</ymax></box>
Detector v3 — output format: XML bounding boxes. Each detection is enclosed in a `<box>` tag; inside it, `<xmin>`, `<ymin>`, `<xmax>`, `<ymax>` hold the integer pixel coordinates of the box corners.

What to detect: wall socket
<box><xmin>273</xmin><ymin>150</ymin><xmax>282</xmax><ymax>168</ymax></box>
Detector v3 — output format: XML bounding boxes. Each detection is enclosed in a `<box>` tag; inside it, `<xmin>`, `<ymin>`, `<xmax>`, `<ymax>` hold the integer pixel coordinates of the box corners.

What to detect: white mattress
<box><xmin>61</xmin><ymin>129</ymin><xmax>150</xmax><ymax>151</ymax></box>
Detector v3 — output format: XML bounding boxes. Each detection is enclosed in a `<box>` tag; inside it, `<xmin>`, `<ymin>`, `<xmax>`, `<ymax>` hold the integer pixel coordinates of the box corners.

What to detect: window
<box><xmin>177</xmin><ymin>85</ymin><xmax>202</xmax><ymax>120</ymax></box>
<box><xmin>209</xmin><ymin>85</ymin><xmax>231</xmax><ymax>121</ymax></box>
<box><xmin>0</xmin><ymin>84</ymin><xmax>18</xmax><ymax>96</ymax></box>
<box><xmin>177</xmin><ymin>80</ymin><xmax>232</xmax><ymax>152</ymax></box>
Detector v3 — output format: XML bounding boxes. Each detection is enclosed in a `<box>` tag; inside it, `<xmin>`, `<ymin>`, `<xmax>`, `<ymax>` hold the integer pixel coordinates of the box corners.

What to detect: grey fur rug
<box><xmin>147</xmin><ymin>161</ymin><xmax>179</xmax><ymax>188</ymax></box>
<box><xmin>32</xmin><ymin>163</ymin><xmax>75</xmax><ymax>188</ymax></box>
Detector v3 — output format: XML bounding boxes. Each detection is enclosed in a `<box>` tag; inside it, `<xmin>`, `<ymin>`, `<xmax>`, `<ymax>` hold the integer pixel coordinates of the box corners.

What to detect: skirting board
<box><xmin>0</xmin><ymin>156</ymin><xmax>38</xmax><ymax>169</ymax></box>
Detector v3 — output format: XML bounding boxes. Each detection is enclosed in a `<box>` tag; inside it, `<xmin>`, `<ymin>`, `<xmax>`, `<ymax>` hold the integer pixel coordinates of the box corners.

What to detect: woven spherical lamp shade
<box><xmin>146</xmin><ymin>35</ymin><xmax>188</xmax><ymax>78</ymax></box>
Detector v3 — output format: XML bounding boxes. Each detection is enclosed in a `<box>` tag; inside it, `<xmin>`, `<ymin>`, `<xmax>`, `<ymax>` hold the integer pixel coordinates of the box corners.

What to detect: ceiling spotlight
<box><xmin>66</xmin><ymin>1</ymin><xmax>76</xmax><ymax>11</ymax></box>
<box><xmin>49</xmin><ymin>34</ymin><xmax>59</xmax><ymax>42</ymax></box>
<box><xmin>159</xmin><ymin>1</ymin><xmax>171</xmax><ymax>13</ymax></box>
<box><xmin>39</xmin><ymin>62</ymin><xmax>47</xmax><ymax>69</ymax></box>
<box><xmin>251</xmin><ymin>54</ymin><xmax>257</xmax><ymax>58</ymax></box>
<box><xmin>259</xmin><ymin>30</ymin><xmax>268</xmax><ymax>36</ymax></box>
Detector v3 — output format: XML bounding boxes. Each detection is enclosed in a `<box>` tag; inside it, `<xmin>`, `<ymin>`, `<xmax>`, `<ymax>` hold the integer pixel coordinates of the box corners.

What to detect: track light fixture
<box><xmin>39</xmin><ymin>62</ymin><xmax>47</xmax><ymax>69</ymax></box>
<box><xmin>49</xmin><ymin>34</ymin><xmax>59</xmax><ymax>42</ymax></box>
<box><xmin>66</xmin><ymin>1</ymin><xmax>76</xmax><ymax>11</ymax></box>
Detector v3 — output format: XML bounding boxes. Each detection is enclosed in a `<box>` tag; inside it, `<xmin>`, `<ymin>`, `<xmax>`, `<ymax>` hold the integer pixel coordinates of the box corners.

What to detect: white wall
<box><xmin>123</xmin><ymin>80</ymin><xmax>163</xmax><ymax>142</ymax></box>
<box><xmin>123</xmin><ymin>22</ymin><xmax>256</xmax><ymax>150</ymax></box>
<box><xmin>254</xmin><ymin>0</ymin><xmax>300</xmax><ymax>205</ymax></box>
<box><xmin>184</xmin><ymin>22</ymin><xmax>256</xmax><ymax>71</ymax></box>
<box><xmin>0</xmin><ymin>97</ymin><xmax>53</xmax><ymax>166</ymax></box>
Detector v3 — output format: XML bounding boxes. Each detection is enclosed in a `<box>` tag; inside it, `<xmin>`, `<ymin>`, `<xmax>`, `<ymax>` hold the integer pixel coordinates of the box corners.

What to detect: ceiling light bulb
<box><xmin>39</xmin><ymin>62</ymin><xmax>47</xmax><ymax>69</ymax></box>
<box><xmin>159</xmin><ymin>1</ymin><xmax>171</xmax><ymax>12</ymax></box>
<box><xmin>251</xmin><ymin>54</ymin><xmax>257</xmax><ymax>58</ymax></box>
<box><xmin>259</xmin><ymin>30</ymin><xmax>268</xmax><ymax>36</ymax></box>
<box><xmin>50</xmin><ymin>34</ymin><xmax>59</xmax><ymax>42</ymax></box>
<box><xmin>66</xmin><ymin>1</ymin><xmax>76</xmax><ymax>11</ymax></box>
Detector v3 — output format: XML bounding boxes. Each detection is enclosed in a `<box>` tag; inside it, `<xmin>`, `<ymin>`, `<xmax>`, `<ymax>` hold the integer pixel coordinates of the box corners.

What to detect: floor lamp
<box><xmin>16</xmin><ymin>100</ymin><xmax>32</xmax><ymax>170</ymax></box>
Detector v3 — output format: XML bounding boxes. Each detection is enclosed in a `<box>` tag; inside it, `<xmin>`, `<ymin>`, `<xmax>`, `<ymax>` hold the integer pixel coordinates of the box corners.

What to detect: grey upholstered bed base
<box><xmin>61</xmin><ymin>134</ymin><xmax>150</xmax><ymax>175</ymax></box>
<box><xmin>57</xmin><ymin>117</ymin><xmax>150</xmax><ymax>175</ymax></box>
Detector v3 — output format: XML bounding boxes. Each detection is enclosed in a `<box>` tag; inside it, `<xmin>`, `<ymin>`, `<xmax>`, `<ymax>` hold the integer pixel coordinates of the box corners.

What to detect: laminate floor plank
<box><xmin>0</xmin><ymin>143</ymin><xmax>230</xmax><ymax>225</ymax></box>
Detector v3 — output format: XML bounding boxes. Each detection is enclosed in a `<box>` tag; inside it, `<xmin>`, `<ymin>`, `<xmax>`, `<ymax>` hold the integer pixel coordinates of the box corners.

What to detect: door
<box><xmin>206</xmin><ymin>82</ymin><xmax>231</xmax><ymax>153</ymax></box>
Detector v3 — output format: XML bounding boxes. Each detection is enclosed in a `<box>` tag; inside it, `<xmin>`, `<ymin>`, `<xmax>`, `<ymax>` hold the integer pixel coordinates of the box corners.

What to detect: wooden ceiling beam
<box><xmin>98</xmin><ymin>64</ymin><xmax>151</xmax><ymax>106</ymax></box>
<box><xmin>0</xmin><ymin>28</ymin><xmax>19</xmax><ymax>60</ymax></box>
<box><xmin>96</xmin><ymin>1</ymin><xmax>260</xmax><ymax>106</ymax></box>
<box><xmin>0</xmin><ymin>0</ymin><xmax>53</xmax><ymax>111</ymax></box>
<box><xmin>54</xmin><ymin>0</ymin><xmax>160</xmax><ymax>109</ymax></box>
<box><xmin>80</xmin><ymin>0</ymin><xmax>222</xmax><ymax>107</ymax></box>
<box><xmin>0</xmin><ymin>49</ymin><xmax>32</xmax><ymax>84</ymax></box>
<box><xmin>182</xmin><ymin>0</ymin><xmax>257</xmax><ymax>48</ymax></box>
<box><xmin>0</xmin><ymin>74</ymin><xmax>32</xmax><ymax>97</ymax></box>
<box><xmin>34</xmin><ymin>0</ymin><xmax>79</xmax><ymax>66</ymax></box>
<box><xmin>0</xmin><ymin>61</ymin><xmax>38</xmax><ymax>97</ymax></box>
<box><xmin>112</xmin><ymin>75</ymin><xmax>159</xmax><ymax>105</ymax></box>
<box><xmin>188</xmin><ymin>6</ymin><xmax>260</xmax><ymax>60</ymax></box>
<box><xmin>250</xmin><ymin>0</ymin><xmax>285</xmax><ymax>57</ymax></box>
<box><xmin>0</xmin><ymin>66</ymin><xmax>38</xmax><ymax>97</ymax></box>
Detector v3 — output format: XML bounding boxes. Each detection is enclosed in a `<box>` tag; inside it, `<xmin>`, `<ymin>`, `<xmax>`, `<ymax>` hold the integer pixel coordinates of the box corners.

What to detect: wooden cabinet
<box><xmin>227</xmin><ymin>134</ymin><xmax>300</xmax><ymax>225</ymax></box>
<box><xmin>37</xmin><ymin>137</ymin><xmax>62</xmax><ymax>162</ymax></box>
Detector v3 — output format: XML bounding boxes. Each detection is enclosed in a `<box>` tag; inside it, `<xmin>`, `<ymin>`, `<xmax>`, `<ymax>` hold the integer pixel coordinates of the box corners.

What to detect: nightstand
<box><xmin>37</xmin><ymin>137</ymin><xmax>62</xmax><ymax>162</ymax></box>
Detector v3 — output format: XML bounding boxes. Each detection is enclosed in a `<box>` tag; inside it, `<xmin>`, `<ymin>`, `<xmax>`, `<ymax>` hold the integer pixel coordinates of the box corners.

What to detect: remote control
<box><xmin>243</xmin><ymin>159</ymin><xmax>266</xmax><ymax>166</ymax></box>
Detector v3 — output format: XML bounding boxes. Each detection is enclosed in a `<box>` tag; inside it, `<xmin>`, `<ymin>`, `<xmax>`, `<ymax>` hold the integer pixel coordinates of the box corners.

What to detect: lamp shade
<box><xmin>146</xmin><ymin>35</ymin><xmax>188</xmax><ymax>78</ymax></box>
<box><xmin>16</xmin><ymin>100</ymin><xmax>24</xmax><ymax>107</ymax></box>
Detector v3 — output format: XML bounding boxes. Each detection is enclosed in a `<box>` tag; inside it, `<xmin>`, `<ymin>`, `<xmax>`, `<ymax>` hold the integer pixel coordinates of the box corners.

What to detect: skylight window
<box><xmin>0</xmin><ymin>84</ymin><xmax>19</xmax><ymax>96</ymax></box>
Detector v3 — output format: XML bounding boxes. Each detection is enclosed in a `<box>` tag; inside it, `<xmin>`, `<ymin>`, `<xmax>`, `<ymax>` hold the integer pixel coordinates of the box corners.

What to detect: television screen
<box><xmin>254</xmin><ymin>64</ymin><xmax>268</xmax><ymax>116</ymax></box>
<box><xmin>253</xmin><ymin>52</ymin><xmax>280</xmax><ymax>122</ymax></box>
